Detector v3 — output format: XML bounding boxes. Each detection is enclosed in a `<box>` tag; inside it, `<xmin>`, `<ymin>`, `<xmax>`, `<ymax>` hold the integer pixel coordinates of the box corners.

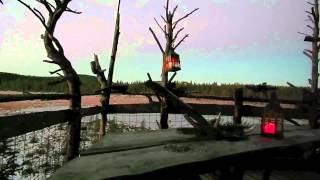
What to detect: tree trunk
<box><xmin>310</xmin><ymin>0</ymin><xmax>319</xmax><ymax>128</ymax></box>
<box><xmin>160</xmin><ymin>54</ymin><xmax>169</xmax><ymax>129</ymax></box>
<box><xmin>43</xmin><ymin>30</ymin><xmax>82</xmax><ymax>161</ymax></box>
<box><xmin>160</xmin><ymin>15</ymin><xmax>174</xmax><ymax>129</ymax></box>
<box><xmin>64</xmin><ymin>70</ymin><xmax>82</xmax><ymax>161</ymax></box>
<box><xmin>311</xmin><ymin>0</ymin><xmax>319</xmax><ymax>96</ymax></box>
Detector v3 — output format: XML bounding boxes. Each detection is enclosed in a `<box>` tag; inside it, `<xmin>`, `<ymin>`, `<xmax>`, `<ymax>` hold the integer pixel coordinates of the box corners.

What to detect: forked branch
<box><xmin>173</xmin><ymin>8</ymin><xmax>199</xmax><ymax>29</ymax></box>
<box><xmin>17</xmin><ymin>0</ymin><xmax>48</xmax><ymax>29</ymax></box>
<box><xmin>174</xmin><ymin>34</ymin><xmax>189</xmax><ymax>50</ymax></box>
<box><xmin>154</xmin><ymin>18</ymin><xmax>166</xmax><ymax>34</ymax></box>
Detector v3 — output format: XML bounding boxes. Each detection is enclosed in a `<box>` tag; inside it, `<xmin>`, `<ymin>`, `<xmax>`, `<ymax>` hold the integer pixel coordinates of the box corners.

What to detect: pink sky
<box><xmin>0</xmin><ymin>0</ymin><xmax>313</xmax><ymax>86</ymax></box>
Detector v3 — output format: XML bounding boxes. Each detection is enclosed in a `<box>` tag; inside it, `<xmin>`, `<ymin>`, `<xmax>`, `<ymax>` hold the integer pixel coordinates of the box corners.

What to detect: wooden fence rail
<box><xmin>0</xmin><ymin>92</ymin><xmax>303</xmax><ymax>104</ymax></box>
<box><xmin>0</xmin><ymin>103</ymin><xmax>307</xmax><ymax>139</ymax></box>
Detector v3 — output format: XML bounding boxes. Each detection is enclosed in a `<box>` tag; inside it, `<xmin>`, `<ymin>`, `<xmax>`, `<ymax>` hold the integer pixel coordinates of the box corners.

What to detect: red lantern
<box><xmin>261</xmin><ymin>92</ymin><xmax>284</xmax><ymax>138</ymax></box>
<box><xmin>165</xmin><ymin>49</ymin><xmax>181</xmax><ymax>72</ymax></box>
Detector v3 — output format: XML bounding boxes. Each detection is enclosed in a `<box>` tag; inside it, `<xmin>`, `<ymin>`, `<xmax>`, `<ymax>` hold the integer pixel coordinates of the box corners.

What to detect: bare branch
<box><xmin>65</xmin><ymin>7</ymin><xmax>82</xmax><ymax>14</ymax></box>
<box><xmin>307</xmin><ymin>2</ymin><xmax>316</xmax><ymax>6</ymax></box>
<box><xmin>173</xmin><ymin>8</ymin><xmax>199</xmax><ymax>29</ymax></box>
<box><xmin>303</xmin><ymin>50</ymin><xmax>313</xmax><ymax>59</ymax></box>
<box><xmin>165</xmin><ymin>0</ymin><xmax>169</xmax><ymax>19</ymax></box>
<box><xmin>50</xmin><ymin>68</ymin><xmax>63</xmax><ymax>75</ymax></box>
<box><xmin>147</xmin><ymin>73</ymin><xmax>152</xmax><ymax>81</ymax></box>
<box><xmin>307</xmin><ymin>15</ymin><xmax>315</xmax><ymax>23</ymax></box>
<box><xmin>43</xmin><ymin>60</ymin><xmax>58</xmax><ymax>64</ymax></box>
<box><xmin>154</xmin><ymin>18</ymin><xmax>166</xmax><ymax>34</ymax></box>
<box><xmin>307</xmin><ymin>24</ymin><xmax>314</xmax><ymax>30</ymax></box>
<box><xmin>33</xmin><ymin>8</ymin><xmax>46</xmax><ymax>23</ymax></box>
<box><xmin>17</xmin><ymin>0</ymin><xmax>48</xmax><ymax>29</ymax></box>
<box><xmin>306</xmin><ymin>10</ymin><xmax>313</xmax><ymax>15</ymax></box>
<box><xmin>36</xmin><ymin>0</ymin><xmax>53</xmax><ymax>14</ymax></box>
<box><xmin>172</xmin><ymin>5</ymin><xmax>178</xmax><ymax>17</ymax></box>
<box><xmin>174</xmin><ymin>34</ymin><xmax>189</xmax><ymax>50</ymax></box>
<box><xmin>287</xmin><ymin>82</ymin><xmax>297</xmax><ymax>88</ymax></box>
<box><xmin>172</xmin><ymin>27</ymin><xmax>184</xmax><ymax>43</ymax></box>
<box><xmin>304</xmin><ymin>49</ymin><xmax>313</xmax><ymax>54</ymax></box>
<box><xmin>149</xmin><ymin>27</ymin><xmax>165</xmax><ymax>54</ymax></box>
<box><xmin>298</xmin><ymin>32</ymin><xmax>311</xmax><ymax>36</ymax></box>
<box><xmin>161</xmin><ymin>15</ymin><xmax>167</xmax><ymax>23</ymax></box>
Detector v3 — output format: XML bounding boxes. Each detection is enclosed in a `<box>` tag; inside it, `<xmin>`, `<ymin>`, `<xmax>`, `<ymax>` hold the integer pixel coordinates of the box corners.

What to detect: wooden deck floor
<box><xmin>49</xmin><ymin>126</ymin><xmax>320</xmax><ymax>180</ymax></box>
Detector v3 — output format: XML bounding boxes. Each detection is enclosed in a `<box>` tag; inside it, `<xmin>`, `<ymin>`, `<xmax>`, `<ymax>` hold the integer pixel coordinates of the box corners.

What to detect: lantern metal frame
<box><xmin>164</xmin><ymin>49</ymin><xmax>181</xmax><ymax>72</ymax></box>
<box><xmin>261</xmin><ymin>92</ymin><xmax>284</xmax><ymax>139</ymax></box>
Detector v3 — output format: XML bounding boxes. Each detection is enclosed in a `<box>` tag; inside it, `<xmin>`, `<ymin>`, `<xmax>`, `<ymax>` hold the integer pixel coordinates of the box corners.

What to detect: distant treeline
<box><xmin>0</xmin><ymin>72</ymin><xmax>306</xmax><ymax>100</ymax></box>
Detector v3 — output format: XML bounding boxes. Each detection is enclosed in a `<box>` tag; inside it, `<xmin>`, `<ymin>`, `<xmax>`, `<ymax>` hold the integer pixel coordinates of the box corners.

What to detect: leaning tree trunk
<box><xmin>65</xmin><ymin>74</ymin><xmax>81</xmax><ymax>161</ymax></box>
<box><xmin>43</xmin><ymin>31</ymin><xmax>82</xmax><ymax>161</ymax></box>
<box><xmin>16</xmin><ymin>0</ymin><xmax>83</xmax><ymax>162</ymax></box>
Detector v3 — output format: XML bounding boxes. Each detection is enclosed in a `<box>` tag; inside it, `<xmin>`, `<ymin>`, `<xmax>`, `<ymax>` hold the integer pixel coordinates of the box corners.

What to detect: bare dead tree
<box><xmin>16</xmin><ymin>0</ymin><xmax>82</xmax><ymax>161</ymax></box>
<box><xmin>91</xmin><ymin>54</ymin><xmax>108</xmax><ymax>139</ymax></box>
<box><xmin>149</xmin><ymin>0</ymin><xmax>198</xmax><ymax>129</ymax></box>
<box><xmin>303</xmin><ymin>0</ymin><xmax>320</xmax><ymax>96</ymax></box>
<box><xmin>91</xmin><ymin>0</ymin><xmax>121</xmax><ymax>139</ymax></box>
<box><xmin>300</xmin><ymin>0</ymin><xmax>320</xmax><ymax>128</ymax></box>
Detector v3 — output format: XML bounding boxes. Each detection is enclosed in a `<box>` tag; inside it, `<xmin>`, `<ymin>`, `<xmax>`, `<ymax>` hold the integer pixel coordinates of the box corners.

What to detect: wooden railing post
<box><xmin>233</xmin><ymin>88</ymin><xmax>243</xmax><ymax>124</ymax></box>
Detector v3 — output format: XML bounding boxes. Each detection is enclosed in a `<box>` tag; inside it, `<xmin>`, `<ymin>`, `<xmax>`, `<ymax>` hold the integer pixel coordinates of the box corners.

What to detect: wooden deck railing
<box><xmin>0</xmin><ymin>92</ymin><xmax>316</xmax><ymax>179</ymax></box>
<box><xmin>0</xmin><ymin>102</ymin><xmax>308</xmax><ymax>139</ymax></box>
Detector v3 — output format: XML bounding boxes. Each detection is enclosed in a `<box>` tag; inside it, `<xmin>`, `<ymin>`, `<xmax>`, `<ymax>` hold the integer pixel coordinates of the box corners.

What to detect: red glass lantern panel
<box><xmin>262</xmin><ymin>120</ymin><xmax>277</xmax><ymax>135</ymax></box>
<box><xmin>165</xmin><ymin>50</ymin><xmax>181</xmax><ymax>72</ymax></box>
<box><xmin>261</xmin><ymin>107</ymin><xmax>284</xmax><ymax>139</ymax></box>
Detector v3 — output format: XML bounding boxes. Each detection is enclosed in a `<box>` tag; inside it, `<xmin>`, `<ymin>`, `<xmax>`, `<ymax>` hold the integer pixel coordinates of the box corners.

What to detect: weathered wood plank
<box><xmin>81</xmin><ymin>128</ymin><xmax>200</xmax><ymax>156</ymax></box>
<box><xmin>81</xmin><ymin>125</ymin><xmax>310</xmax><ymax>156</ymax></box>
<box><xmin>0</xmin><ymin>87</ymin><xmax>127</xmax><ymax>103</ymax></box>
<box><xmin>49</xmin><ymin>127</ymin><xmax>320</xmax><ymax>180</ymax></box>
<box><xmin>0</xmin><ymin>94</ymin><xmax>71</xmax><ymax>102</ymax></box>
<box><xmin>0</xmin><ymin>110</ymin><xmax>71</xmax><ymax>139</ymax></box>
<box><xmin>145</xmin><ymin>81</ymin><xmax>215</xmax><ymax>136</ymax></box>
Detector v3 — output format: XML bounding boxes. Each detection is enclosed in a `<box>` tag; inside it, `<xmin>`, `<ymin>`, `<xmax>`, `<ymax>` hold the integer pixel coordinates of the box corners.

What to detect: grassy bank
<box><xmin>0</xmin><ymin>72</ymin><xmax>306</xmax><ymax>100</ymax></box>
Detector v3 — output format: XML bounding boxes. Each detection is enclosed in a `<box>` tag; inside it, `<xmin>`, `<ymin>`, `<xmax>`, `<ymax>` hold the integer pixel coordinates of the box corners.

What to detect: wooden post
<box><xmin>233</xmin><ymin>88</ymin><xmax>243</xmax><ymax>124</ymax></box>
<box><xmin>90</xmin><ymin>0</ymin><xmax>121</xmax><ymax>138</ymax></box>
<box><xmin>91</xmin><ymin>55</ymin><xmax>108</xmax><ymax>139</ymax></box>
